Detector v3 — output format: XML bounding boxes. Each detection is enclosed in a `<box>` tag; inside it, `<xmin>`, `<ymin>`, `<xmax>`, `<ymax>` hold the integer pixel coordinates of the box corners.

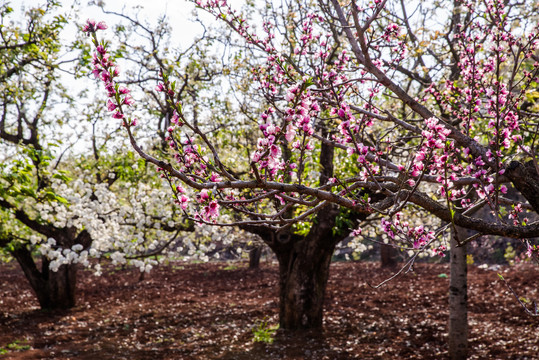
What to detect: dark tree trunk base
<box><xmin>276</xmin><ymin>245</ymin><xmax>334</xmax><ymax>330</ymax></box>
<box><xmin>12</xmin><ymin>247</ymin><xmax>77</xmax><ymax>311</ymax></box>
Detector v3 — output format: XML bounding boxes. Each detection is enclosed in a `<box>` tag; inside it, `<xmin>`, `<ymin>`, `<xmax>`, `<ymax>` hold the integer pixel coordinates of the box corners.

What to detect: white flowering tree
<box><xmin>0</xmin><ymin>2</ymin><xmax>196</xmax><ymax>310</ymax></box>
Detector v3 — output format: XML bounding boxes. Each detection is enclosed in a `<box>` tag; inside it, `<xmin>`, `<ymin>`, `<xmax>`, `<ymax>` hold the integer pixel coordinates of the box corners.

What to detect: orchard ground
<box><xmin>0</xmin><ymin>260</ymin><xmax>537</xmax><ymax>359</ymax></box>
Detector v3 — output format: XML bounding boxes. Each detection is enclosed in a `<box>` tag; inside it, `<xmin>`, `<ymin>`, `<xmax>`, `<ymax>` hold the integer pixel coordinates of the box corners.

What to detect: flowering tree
<box><xmin>0</xmin><ymin>2</ymin><xmax>196</xmax><ymax>310</ymax></box>
<box><xmin>85</xmin><ymin>0</ymin><xmax>539</xmax><ymax>339</ymax></box>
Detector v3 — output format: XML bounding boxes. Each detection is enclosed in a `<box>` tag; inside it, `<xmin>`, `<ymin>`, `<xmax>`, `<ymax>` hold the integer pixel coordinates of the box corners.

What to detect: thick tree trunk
<box><xmin>12</xmin><ymin>247</ymin><xmax>77</xmax><ymax>310</ymax></box>
<box><xmin>40</xmin><ymin>262</ymin><xmax>77</xmax><ymax>310</ymax></box>
<box><xmin>449</xmin><ymin>226</ymin><xmax>468</xmax><ymax>360</ymax></box>
<box><xmin>276</xmin><ymin>240</ymin><xmax>334</xmax><ymax>329</ymax></box>
<box><xmin>249</xmin><ymin>246</ymin><xmax>262</xmax><ymax>269</ymax></box>
<box><xmin>242</xmin><ymin>130</ymin><xmax>370</xmax><ymax>330</ymax></box>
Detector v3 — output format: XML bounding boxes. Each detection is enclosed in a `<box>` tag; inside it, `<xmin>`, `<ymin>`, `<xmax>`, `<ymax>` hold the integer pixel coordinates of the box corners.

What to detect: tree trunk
<box><xmin>249</xmin><ymin>245</ymin><xmax>262</xmax><ymax>269</ymax></box>
<box><xmin>449</xmin><ymin>226</ymin><xmax>468</xmax><ymax>360</ymax></box>
<box><xmin>241</xmin><ymin>132</ymin><xmax>370</xmax><ymax>330</ymax></box>
<box><xmin>12</xmin><ymin>246</ymin><xmax>77</xmax><ymax>310</ymax></box>
<box><xmin>276</xmin><ymin>240</ymin><xmax>334</xmax><ymax>329</ymax></box>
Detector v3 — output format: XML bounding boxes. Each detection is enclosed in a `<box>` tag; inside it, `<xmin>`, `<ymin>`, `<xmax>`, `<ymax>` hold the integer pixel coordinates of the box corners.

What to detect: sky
<box><xmin>9</xmin><ymin>0</ymin><xmax>206</xmax><ymax>48</ymax></box>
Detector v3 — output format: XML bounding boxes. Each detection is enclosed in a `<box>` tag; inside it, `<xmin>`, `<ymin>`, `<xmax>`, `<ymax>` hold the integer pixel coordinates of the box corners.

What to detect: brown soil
<box><xmin>0</xmin><ymin>261</ymin><xmax>537</xmax><ymax>359</ymax></box>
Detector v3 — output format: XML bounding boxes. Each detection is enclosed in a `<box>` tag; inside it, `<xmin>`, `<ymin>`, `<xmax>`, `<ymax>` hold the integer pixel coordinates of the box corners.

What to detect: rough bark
<box><xmin>241</xmin><ymin>222</ymin><xmax>339</xmax><ymax>329</ymax></box>
<box><xmin>449</xmin><ymin>226</ymin><xmax>468</xmax><ymax>360</ymax></box>
<box><xmin>4</xmin><ymin>228</ymin><xmax>90</xmax><ymax>311</ymax></box>
<box><xmin>505</xmin><ymin>160</ymin><xmax>539</xmax><ymax>213</ymax></box>
<box><xmin>275</xmin><ymin>238</ymin><xmax>334</xmax><ymax>329</ymax></box>
<box><xmin>259</xmin><ymin>205</ymin><xmax>371</xmax><ymax>330</ymax></box>
<box><xmin>11</xmin><ymin>246</ymin><xmax>77</xmax><ymax>310</ymax></box>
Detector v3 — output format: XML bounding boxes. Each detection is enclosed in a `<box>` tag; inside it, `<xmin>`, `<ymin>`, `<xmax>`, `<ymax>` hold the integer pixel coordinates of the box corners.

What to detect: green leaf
<box><xmin>497</xmin><ymin>273</ymin><xmax>504</xmax><ymax>281</ymax></box>
<box><xmin>52</xmin><ymin>172</ymin><xmax>71</xmax><ymax>182</ymax></box>
<box><xmin>20</xmin><ymin>187</ymin><xmax>36</xmax><ymax>198</ymax></box>
<box><xmin>43</xmin><ymin>191</ymin><xmax>68</xmax><ymax>204</ymax></box>
<box><xmin>437</xmin><ymin>273</ymin><xmax>448</xmax><ymax>278</ymax></box>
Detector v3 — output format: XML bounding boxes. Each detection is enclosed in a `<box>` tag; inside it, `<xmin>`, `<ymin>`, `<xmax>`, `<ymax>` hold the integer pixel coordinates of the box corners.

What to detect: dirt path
<box><xmin>0</xmin><ymin>261</ymin><xmax>537</xmax><ymax>359</ymax></box>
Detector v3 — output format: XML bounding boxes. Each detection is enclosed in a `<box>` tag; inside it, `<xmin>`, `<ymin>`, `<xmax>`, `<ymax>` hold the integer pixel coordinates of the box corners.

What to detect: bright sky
<box><xmin>9</xmin><ymin>0</ymin><xmax>206</xmax><ymax>48</ymax></box>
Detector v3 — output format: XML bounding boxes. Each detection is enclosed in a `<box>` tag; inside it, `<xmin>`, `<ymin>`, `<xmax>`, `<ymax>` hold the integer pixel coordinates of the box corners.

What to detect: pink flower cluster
<box><xmin>405</xmin><ymin>117</ymin><xmax>459</xmax><ymax>192</ymax></box>
<box><xmin>194</xmin><ymin>189</ymin><xmax>220</xmax><ymax>222</ymax></box>
<box><xmin>83</xmin><ymin>19</ymin><xmax>136</xmax><ymax>127</ymax></box>
<box><xmin>380</xmin><ymin>213</ymin><xmax>440</xmax><ymax>254</ymax></box>
<box><xmin>82</xmin><ymin>19</ymin><xmax>107</xmax><ymax>33</ymax></box>
<box><xmin>84</xmin><ymin>19</ymin><xmax>218</xmax><ymax>220</ymax></box>
<box><xmin>424</xmin><ymin>1</ymin><xmax>539</xmax><ymax>207</ymax></box>
<box><xmin>174</xmin><ymin>185</ymin><xmax>190</xmax><ymax>210</ymax></box>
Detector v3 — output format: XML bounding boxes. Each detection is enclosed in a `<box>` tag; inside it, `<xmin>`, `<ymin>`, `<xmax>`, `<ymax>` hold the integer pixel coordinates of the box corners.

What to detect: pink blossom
<box><xmin>251</xmin><ymin>152</ymin><xmax>261</xmax><ymax>163</ymax></box>
<box><xmin>265</xmin><ymin>123</ymin><xmax>277</xmax><ymax>135</ymax></box>
<box><xmin>156</xmin><ymin>83</ymin><xmax>166</xmax><ymax>92</ymax></box>
<box><xmin>107</xmin><ymin>99</ymin><xmax>117</xmax><ymax>111</ymax></box>
<box><xmin>171</xmin><ymin>112</ymin><xmax>180</xmax><ymax>124</ymax></box>
<box><xmin>112</xmin><ymin>111</ymin><xmax>124</xmax><ymax>119</ymax></box>
<box><xmin>82</xmin><ymin>19</ymin><xmax>107</xmax><ymax>33</ymax></box>
<box><xmin>122</xmin><ymin>94</ymin><xmax>135</xmax><ymax>106</ymax></box>
<box><xmin>526</xmin><ymin>244</ymin><xmax>534</xmax><ymax>258</ymax></box>
<box><xmin>205</xmin><ymin>200</ymin><xmax>220</xmax><ymax>218</ymax></box>
<box><xmin>199</xmin><ymin>189</ymin><xmax>210</xmax><ymax>202</ymax></box>
<box><xmin>96</xmin><ymin>45</ymin><xmax>106</xmax><ymax>55</ymax></box>
<box><xmin>351</xmin><ymin>228</ymin><xmax>362</xmax><ymax>236</ymax></box>
<box><xmin>100</xmin><ymin>71</ymin><xmax>111</xmax><ymax>83</ymax></box>
<box><xmin>92</xmin><ymin>67</ymin><xmax>102</xmax><ymax>79</ymax></box>
<box><xmin>178</xmin><ymin>195</ymin><xmax>189</xmax><ymax>209</ymax></box>
<box><xmin>285</xmin><ymin>124</ymin><xmax>296</xmax><ymax>142</ymax></box>
<box><xmin>270</xmin><ymin>144</ymin><xmax>281</xmax><ymax>158</ymax></box>
<box><xmin>96</xmin><ymin>21</ymin><xmax>107</xmax><ymax>30</ymax></box>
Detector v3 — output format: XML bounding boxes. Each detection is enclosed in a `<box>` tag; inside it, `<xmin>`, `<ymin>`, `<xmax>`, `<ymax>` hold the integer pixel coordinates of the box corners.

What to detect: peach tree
<box><xmin>84</xmin><ymin>0</ymin><xmax>539</xmax><ymax>334</ymax></box>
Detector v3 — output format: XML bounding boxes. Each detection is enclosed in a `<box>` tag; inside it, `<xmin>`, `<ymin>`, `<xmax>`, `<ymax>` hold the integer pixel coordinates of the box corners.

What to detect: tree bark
<box><xmin>275</xmin><ymin>238</ymin><xmax>335</xmax><ymax>329</ymax></box>
<box><xmin>449</xmin><ymin>226</ymin><xmax>468</xmax><ymax>360</ymax></box>
<box><xmin>249</xmin><ymin>245</ymin><xmax>262</xmax><ymax>269</ymax></box>
<box><xmin>264</xmin><ymin>203</ymin><xmax>345</xmax><ymax>330</ymax></box>
<box><xmin>505</xmin><ymin>160</ymin><xmax>539</xmax><ymax>213</ymax></box>
<box><xmin>11</xmin><ymin>245</ymin><xmax>77</xmax><ymax>310</ymax></box>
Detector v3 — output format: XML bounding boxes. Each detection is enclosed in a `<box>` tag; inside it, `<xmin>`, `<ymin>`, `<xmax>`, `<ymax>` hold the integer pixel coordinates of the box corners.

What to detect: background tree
<box><xmin>0</xmin><ymin>1</ymin><xmax>194</xmax><ymax>310</ymax></box>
